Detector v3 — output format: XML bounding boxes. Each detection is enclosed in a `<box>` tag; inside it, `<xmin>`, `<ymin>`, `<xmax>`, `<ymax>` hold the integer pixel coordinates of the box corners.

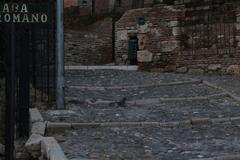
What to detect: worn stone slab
<box><xmin>41</xmin><ymin>137</ymin><xmax>67</xmax><ymax>160</ymax></box>
<box><xmin>25</xmin><ymin>134</ymin><xmax>43</xmax><ymax>151</ymax></box>
<box><xmin>30</xmin><ymin>108</ymin><xmax>44</xmax><ymax>123</ymax></box>
<box><xmin>25</xmin><ymin>134</ymin><xmax>43</xmax><ymax>158</ymax></box>
<box><xmin>31</xmin><ymin>122</ymin><xmax>46</xmax><ymax>136</ymax></box>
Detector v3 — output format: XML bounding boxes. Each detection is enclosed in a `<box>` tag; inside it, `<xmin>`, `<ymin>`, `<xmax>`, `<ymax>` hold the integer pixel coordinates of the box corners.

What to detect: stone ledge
<box><xmin>41</xmin><ymin>137</ymin><xmax>67</xmax><ymax>160</ymax></box>
<box><xmin>67</xmin><ymin>80</ymin><xmax>202</xmax><ymax>90</ymax></box>
<box><xmin>202</xmin><ymin>81</ymin><xmax>240</xmax><ymax>103</ymax></box>
<box><xmin>65</xmin><ymin>65</ymin><xmax>139</xmax><ymax>71</ymax></box>
<box><xmin>190</xmin><ymin>154</ymin><xmax>240</xmax><ymax>160</ymax></box>
<box><xmin>30</xmin><ymin>108</ymin><xmax>44</xmax><ymax>123</ymax></box>
<box><xmin>66</xmin><ymin>93</ymin><xmax>229</xmax><ymax>106</ymax></box>
<box><xmin>45</xmin><ymin>116</ymin><xmax>240</xmax><ymax>131</ymax></box>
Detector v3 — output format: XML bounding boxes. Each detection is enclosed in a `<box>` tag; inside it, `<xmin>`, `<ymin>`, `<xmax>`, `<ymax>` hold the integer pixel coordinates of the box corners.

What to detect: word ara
<box><xmin>0</xmin><ymin>3</ymin><xmax>48</xmax><ymax>23</ymax></box>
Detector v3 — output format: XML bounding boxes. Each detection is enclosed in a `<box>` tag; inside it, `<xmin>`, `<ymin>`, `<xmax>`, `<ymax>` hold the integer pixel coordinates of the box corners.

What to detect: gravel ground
<box><xmin>55</xmin><ymin>122</ymin><xmax>240</xmax><ymax>160</ymax></box>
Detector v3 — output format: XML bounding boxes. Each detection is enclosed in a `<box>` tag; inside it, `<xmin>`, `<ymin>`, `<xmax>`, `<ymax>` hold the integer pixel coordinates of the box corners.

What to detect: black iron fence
<box><xmin>0</xmin><ymin>0</ymin><xmax>56</xmax><ymax>159</ymax></box>
<box><xmin>179</xmin><ymin>0</ymin><xmax>237</xmax><ymax>60</ymax></box>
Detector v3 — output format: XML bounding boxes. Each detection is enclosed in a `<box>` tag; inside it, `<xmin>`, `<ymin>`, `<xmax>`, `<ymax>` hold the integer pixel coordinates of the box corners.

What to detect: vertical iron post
<box><xmin>112</xmin><ymin>2</ymin><xmax>116</xmax><ymax>63</ymax></box>
<box><xmin>56</xmin><ymin>0</ymin><xmax>65</xmax><ymax>109</ymax></box>
<box><xmin>5</xmin><ymin>21</ymin><xmax>16</xmax><ymax>160</ymax></box>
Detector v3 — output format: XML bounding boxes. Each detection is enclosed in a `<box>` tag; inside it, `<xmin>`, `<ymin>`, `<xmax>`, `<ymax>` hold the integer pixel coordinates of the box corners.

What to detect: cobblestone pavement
<box><xmin>44</xmin><ymin>70</ymin><xmax>240</xmax><ymax>160</ymax></box>
<box><xmin>57</xmin><ymin>122</ymin><xmax>240</xmax><ymax>160</ymax></box>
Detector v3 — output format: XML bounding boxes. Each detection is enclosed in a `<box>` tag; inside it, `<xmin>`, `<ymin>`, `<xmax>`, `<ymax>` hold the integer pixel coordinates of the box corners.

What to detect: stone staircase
<box><xmin>45</xmin><ymin>69</ymin><xmax>240</xmax><ymax>160</ymax></box>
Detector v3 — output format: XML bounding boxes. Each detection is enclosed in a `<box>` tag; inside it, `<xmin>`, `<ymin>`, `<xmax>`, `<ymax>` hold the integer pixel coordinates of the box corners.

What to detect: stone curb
<box><xmin>45</xmin><ymin>116</ymin><xmax>240</xmax><ymax>131</ymax></box>
<box><xmin>130</xmin><ymin>93</ymin><xmax>228</xmax><ymax>105</ymax></box>
<box><xmin>25</xmin><ymin>108</ymin><xmax>69</xmax><ymax>160</ymax></box>
<box><xmin>65</xmin><ymin>65</ymin><xmax>139</xmax><ymax>71</ymax></box>
<box><xmin>41</xmin><ymin>137</ymin><xmax>67</xmax><ymax>160</ymax></box>
<box><xmin>190</xmin><ymin>154</ymin><xmax>240</xmax><ymax>160</ymax></box>
<box><xmin>67</xmin><ymin>80</ymin><xmax>202</xmax><ymax>90</ymax></box>
<box><xmin>29</xmin><ymin>108</ymin><xmax>46</xmax><ymax>136</ymax></box>
<box><xmin>202</xmin><ymin>81</ymin><xmax>240</xmax><ymax>103</ymax></box>
<box><xmin>66</xmin><ymin>93</ymin><xmax>228</xmax><ymax>106</ymax></box>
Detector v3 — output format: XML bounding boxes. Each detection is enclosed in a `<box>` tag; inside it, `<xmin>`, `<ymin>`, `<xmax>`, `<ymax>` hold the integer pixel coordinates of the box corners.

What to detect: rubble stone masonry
<box><xmin>115</xmin><ymin>1</ymin><xmax>240</xmax><ymax>75</ymax></box>
<box><xmin>115</xmin><ymin>5</ymin><xmax>184</xmax><ymax>71</ymax></box>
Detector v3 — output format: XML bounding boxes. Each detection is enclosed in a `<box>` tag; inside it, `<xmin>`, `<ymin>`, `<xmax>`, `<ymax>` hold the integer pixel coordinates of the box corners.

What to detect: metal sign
<box><xmin>0</xmin><ymin>3</ymin><xmax>49</xmax><ymax>23</ymax></box>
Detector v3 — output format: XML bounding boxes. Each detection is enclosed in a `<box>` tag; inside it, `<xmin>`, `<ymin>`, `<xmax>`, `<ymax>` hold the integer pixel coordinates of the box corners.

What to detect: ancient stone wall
<box><xmin>65</xmin><ymin>17</ymin><xmax>113</xmax><ymax>65</ymax></box>
<box><xmin>115</xmin><ymin>5</ymin><xmax>184</xmax><ymax>71</ymax></box>
<box><xmin>115</xmin><ymin>1</ymin><xmax>240</xmax><ymax>75</ymax></box>
<box><xmin>175</xmin><ymin>1</ymin><xmax>240</xmax><ymax>74</ymax></box>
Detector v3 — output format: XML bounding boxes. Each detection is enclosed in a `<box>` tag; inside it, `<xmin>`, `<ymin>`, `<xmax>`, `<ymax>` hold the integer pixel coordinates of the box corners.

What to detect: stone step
<box><xmin>53</xmin><ymin>121</ymin><xmax>240</xmax><ymax>160</ymax></box>
<box><xmin>65</xmin><ymin>70</ymin><xmax>195</xmax><ymax>87</ymax></box>
<box><xmin>65</xmin><ymin>83</ymin><xmax>222</xmax><ymax>101</ymax></box>
<box><xmin>46</xmin><ymin>96</ymin><xmax>240</xmax><ymax>123</ymax></box>
<box><xmin>65</xmin><ymin>65</ymin><xmax>138</xmax><ymax>71</ymax></box>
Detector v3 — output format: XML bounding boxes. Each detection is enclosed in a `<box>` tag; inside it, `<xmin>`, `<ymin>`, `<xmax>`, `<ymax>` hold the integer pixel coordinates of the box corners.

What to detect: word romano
<box><xmin>0</xmin><ymin>3</ymin><xmax>48</xmax><ymax>23</ymax></box>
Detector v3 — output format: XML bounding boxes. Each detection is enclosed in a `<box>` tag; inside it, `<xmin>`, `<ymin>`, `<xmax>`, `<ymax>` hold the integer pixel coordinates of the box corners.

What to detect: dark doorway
<box><xmin>128</xmin><ymin>34</ymin><xmax>138</xmax><ymax>65</ymax></box>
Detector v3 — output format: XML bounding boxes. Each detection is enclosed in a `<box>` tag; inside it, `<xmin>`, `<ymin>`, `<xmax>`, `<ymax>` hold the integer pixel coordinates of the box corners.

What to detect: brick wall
<box><xmin>115</xmin><ymin>1</ymin><xmax>240</xmax><ymax>75</ymax></box>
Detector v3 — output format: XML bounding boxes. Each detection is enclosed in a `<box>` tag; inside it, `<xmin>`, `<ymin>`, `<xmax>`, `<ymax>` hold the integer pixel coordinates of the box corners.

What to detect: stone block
<box><xmin>208</xmin><ymin>64</ymin><xmax>221</xmax><ymax>71</ymax></box>
<box><xmin>176</xmin><ymin>67</ymin><xmax>188</xmax><ymax>73</ymax></box>
<box><xmin>137</xmin><ymin>23</ymin><xmax>150</xmax><ymax>34</ymax></box>
<box><xmin>188</xmin><ymin>68</ymin><xmax>204</xmax><ymax>74</ymax></box>
<box><xmin>137</xmin><ymin>50</ymin><xmax>153</xmax><ymax>62</ymax></box>
<box><xmin>41</xmin><ymin>137</ymin><xmax>67</xmax><ymax>160</ymax></box>
<box><xmin>116</xmin><ymin>30</ymin><xmax>128</xmax><ymax>41</ymax></box>
<box><xmin>30</xmin><ymin>108</ymin><xmax>43</xmax><ymax>123</ymax></box>
<box><xmin>25</xmin><ymin>134</ymin><xmax>43</xmax><ymax>159</ymax></box>
<box><xmin>226</xmin><ymin>65</ymin><xmax>240</xmax><ymax>75</ymax></box>
<box><xmin>137</xmin><ymin>34</ymin><xmax>149</xmax><ymax>50</ymax></box>
<box><xmin>191</xmin><ymin>118</ymin><xmax>212</xmax><ymax>125</ymax></box>
<box><xmin>160</xmin><ymin>40</ymin><xmax>179</xmax><ymax>52</ymax></box>
<box><xmin>31</xmin><ymin>122</ymin><xmax>46</xmax><ymax>136</ymax></box>
<box><xmin>0</xmin><ymin>144</ymin><xmax>4</xmax><ymax>156</ymax></box>
<box><xmin>236</xmin><ymin>23</ymin><xmax>240</xmax><ymax>31</ymax></box>
<box><xmin>172</xmin><ymin>27</ymin><xmax>181</xmax><ymax>36</ymax></box>
<box><xmin>164</xmin><ymin>65</ymin><xmax>176</xmax><ymax>72</ymax></box>
<box><xmin>168</xmin><ymin>21</ymin><xmax>179</xmax><ymax>27</ymax></box>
